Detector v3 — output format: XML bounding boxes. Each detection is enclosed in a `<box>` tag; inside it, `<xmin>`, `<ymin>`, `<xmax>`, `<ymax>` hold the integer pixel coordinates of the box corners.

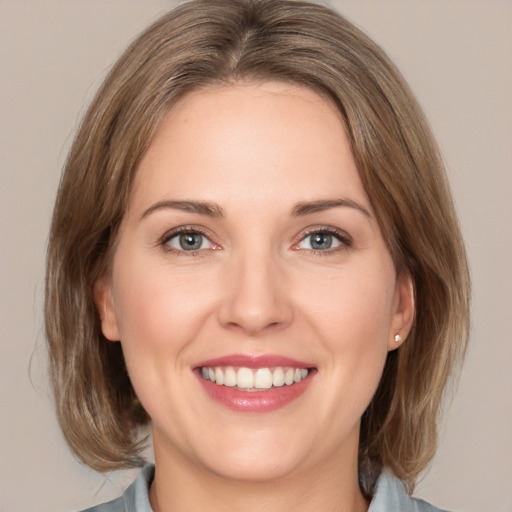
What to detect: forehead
<box><xmin>129</xmin><ymin>81</ymin><xmax>370</xmax><ymax>215</ymax></box>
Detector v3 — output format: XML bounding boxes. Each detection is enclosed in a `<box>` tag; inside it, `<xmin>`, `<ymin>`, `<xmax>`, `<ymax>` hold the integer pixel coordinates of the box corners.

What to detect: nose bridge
<box><xmin>218</xmin><ymin>242</ymin><xmax>293</xmax><ymax>335</ymax></box>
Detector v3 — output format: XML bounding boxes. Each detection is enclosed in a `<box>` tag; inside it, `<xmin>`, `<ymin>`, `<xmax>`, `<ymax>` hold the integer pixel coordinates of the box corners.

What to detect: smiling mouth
<box><xmin>200</xmin><ymin>366</ymin><xmax>310</xmax><ymax>391</ymax></box>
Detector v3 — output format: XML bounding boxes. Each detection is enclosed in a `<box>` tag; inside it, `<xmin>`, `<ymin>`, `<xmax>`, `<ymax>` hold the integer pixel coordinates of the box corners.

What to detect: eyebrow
<box><xmin>291</xmin><ymin>199</ymin><xmax>371</xmax><ymax>217</ymax></box>
<box><xmin>140</xmin><ymin>197</ymin><xmax>370</xmax><ymax>220</ymax></box>
<box><xmin>140</xmin><ymin>200</ymin><xmax>225</xmax><ymax>220</ymax></box>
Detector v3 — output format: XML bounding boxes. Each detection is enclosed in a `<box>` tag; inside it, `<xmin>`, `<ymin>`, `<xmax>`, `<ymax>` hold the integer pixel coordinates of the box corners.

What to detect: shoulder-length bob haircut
<box><xmin>45</xmin><ymin>0</ymin><xmax>470</xmax><ymax>495</ymax></box>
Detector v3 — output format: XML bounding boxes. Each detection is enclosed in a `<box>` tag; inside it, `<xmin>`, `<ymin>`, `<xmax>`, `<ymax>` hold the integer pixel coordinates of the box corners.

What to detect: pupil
<box><xmin>179</xmin><ymin>233</ymin><xmax>202</xmax><ymax>250</ymax></box>
<box><xmin>311</xmin><ymin>233</ymin><xmax>332</xmax><ymax>250</ymax></box>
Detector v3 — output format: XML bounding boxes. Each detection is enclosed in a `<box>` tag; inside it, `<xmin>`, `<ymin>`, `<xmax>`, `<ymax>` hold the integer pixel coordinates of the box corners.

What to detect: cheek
<box><xmin>300</xmin><ymin>258</ymin><xmax>396</xmax><ymax>393</ymax></box>
<box><xmin>110</xmin><ymin>261</ymin><xmax>216</xmax><ymax>413</ymax></box>
<box><xmin>301</xmin><ymin>260</ymin><xmax>396</xmax><ymax>345</ymax></box>
<box><xmin>280</xmin><ymin>259</ymin><xmax>397</xmax><ymax>445</ymax></box>
<box><xmin>113</xmin><ymin>260</ymin><xmax>210</xmax><ymax>341</ymax></box>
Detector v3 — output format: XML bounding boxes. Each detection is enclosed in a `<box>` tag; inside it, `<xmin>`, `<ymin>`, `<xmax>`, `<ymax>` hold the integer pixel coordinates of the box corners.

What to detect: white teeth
<box><xmin>224</xmin><ymin>367</ymin><xmax>237</xmax><ymax>387</ymax></box>
<box><xmin>237</xmin><ymin>367</ymin><xmax>254</xmax><ymax>389</ymax></box>
<box><xmin>215</xmin><ymin>367</ymin><xmax>224</xmax><ymax>385</ymax></box>
<box><xmin>254</xmin><ymin>368</ymin><xmax>273</xmax><ymax>389</ymax></box>
<box><xmin>272</xmin><ymin>367</ymin><xmax>285</xmax><ymax>387</ymax></box>
<box><xmin>201</xmin><ymin>365</ymin><xmax>309</xmax><ymax>390</ymax></box>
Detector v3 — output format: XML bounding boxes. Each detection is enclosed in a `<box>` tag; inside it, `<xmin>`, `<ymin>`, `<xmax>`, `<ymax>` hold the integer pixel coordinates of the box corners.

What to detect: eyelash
<box><xmin>159</xmin><ymin>225</ymin><xmax>352</xmax><ymax>256</ymax></box>
<box><xmin>295</xmin><ymin>226</ymin><xmax>352</xmax><ymax>255</ymax></box>
<box><xmin>160</xmin><ymin>226</ymin><xmax>215</xmax><ymax>256</ymax></box>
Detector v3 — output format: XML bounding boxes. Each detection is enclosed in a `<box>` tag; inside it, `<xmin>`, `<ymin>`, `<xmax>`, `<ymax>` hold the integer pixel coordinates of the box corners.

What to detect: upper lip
<box><xmin>195</xmin><ymin>354</ymin><xmax>314</xmax><ymax>369</ymax></box>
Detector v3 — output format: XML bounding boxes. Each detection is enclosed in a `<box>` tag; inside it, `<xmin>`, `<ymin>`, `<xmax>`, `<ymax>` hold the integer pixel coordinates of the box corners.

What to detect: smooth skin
<box><xmin>96</xmin><ymin>82</ymin><xmax>414</xmax><ymax>512</ymax></box>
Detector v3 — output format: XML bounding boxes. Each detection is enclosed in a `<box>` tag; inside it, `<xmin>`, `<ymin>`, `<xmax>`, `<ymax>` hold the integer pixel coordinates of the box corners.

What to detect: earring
<box><xmin>394</xmin><ymin>334</ymin><xmax>401</xmax><ymax>343</ymax></box>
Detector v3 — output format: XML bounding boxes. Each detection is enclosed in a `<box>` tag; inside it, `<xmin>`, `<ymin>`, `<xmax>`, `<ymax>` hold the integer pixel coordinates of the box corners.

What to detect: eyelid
<box><xmin>160</xmin><ymin>225</ymin><xmax>220</xmax><ymax>254</ymax></box>
<box><xmin>158</xmin><ymin>224</ymin><xmax>351</xmax><ymax>255</ymax></box>
<box><xmin>293</xmin><ymin>225</ymin><xmax>352</xmax><ymax>252</ymax></box>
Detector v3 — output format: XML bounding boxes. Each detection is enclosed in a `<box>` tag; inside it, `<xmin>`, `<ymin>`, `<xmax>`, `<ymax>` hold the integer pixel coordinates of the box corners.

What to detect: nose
<box><xmin>217</xmin><ymin>249</ymin><xmax>294</xmax><ymax>336</ymax></box>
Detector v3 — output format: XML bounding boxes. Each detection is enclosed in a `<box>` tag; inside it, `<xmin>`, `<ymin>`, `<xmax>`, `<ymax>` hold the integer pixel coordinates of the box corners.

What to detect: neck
<box><xmin>149</xmin><ymin>431</ymin><xmax>369</xmax><ymax>512</ymax></box>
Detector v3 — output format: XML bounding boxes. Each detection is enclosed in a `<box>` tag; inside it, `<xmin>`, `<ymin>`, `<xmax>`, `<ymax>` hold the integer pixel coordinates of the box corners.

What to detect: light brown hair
<box><xmin>45</xmin><ymin>0</ymin><xmax>470</xmax><ymax>495</ymax></box>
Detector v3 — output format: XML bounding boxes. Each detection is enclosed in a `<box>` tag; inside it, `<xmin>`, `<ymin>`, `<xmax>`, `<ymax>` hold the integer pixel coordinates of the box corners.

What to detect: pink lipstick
<box><xmin>194</xmin><ymin>354</ymin><xmax>315</xmax><ymax>413</ymax></box>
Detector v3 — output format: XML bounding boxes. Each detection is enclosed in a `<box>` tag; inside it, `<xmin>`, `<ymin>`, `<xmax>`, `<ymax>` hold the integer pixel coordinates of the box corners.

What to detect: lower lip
<box><xmin>196</xmin><ymin>371</ymin><xmax>314</xmax><ymax>413</ymax></box>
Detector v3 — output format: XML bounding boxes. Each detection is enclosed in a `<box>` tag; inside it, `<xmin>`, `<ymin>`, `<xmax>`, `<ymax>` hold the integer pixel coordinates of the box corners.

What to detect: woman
<box><xmin>45</xmin><ymin>1</ymin><xmax>470</xmax><ymax>511</ymax></box>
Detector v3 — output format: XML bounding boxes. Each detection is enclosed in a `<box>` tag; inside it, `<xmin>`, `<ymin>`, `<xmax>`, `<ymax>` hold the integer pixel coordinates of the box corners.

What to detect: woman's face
<box><xmin>97</xmin><ymin>82</ymin><xmax>413</xmax><ymax>483</ymax></box>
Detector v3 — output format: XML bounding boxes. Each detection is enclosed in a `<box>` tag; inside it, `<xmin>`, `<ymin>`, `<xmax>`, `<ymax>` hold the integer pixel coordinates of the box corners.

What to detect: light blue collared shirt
<box><xmin>81</xmin><ymin>464</ymin><xmax>448</xmax><ymax>512</ymax></box>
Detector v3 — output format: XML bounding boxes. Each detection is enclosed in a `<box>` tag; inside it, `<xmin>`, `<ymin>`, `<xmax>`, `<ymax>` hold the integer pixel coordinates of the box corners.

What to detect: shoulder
<box><xmin>369</xmin><ymin>469</ymin><xmax>450</xmax><ymax>512</ymax></box>
<box><xmin>78</xmin><ymin>464</ymin><xmax>155</xmax><ymax>512</ymax></box>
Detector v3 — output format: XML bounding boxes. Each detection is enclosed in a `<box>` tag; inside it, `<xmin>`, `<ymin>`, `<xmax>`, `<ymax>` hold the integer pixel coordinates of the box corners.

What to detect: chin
<box><xmin>201</xmin><ymin>446</ymin><xmax>303</xmax><ymax>483</ymax></box>
<box><xmin>159</xmin><ymin>421</ymin><xmax>312</xmax><ymax>483</ymax></box>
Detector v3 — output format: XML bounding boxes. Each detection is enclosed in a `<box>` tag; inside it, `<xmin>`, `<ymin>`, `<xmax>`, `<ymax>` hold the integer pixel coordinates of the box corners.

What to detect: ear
<box><xmin>93</xmin><ymin>276</ymin><xmax>120</xmax><ymax>341</ymax></box>
<box><xmin>388</xmin><ymin>272</ymin><xmax>415</xmax><ymax>352</ymax></box>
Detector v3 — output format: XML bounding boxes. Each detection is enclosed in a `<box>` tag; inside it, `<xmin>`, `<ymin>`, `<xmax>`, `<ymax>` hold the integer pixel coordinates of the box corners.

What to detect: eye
<box><xmin>296</xmin><ymin>228</ymin><xmax>351</xmax><ymax>252</ymax></box>
<box><xmin>163</xmin><ymin>229</ymin><xmax>215</xmax><ymax>252</ymax></box>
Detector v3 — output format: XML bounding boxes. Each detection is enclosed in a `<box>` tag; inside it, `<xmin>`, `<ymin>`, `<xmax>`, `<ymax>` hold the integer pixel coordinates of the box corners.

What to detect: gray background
<box><xmin>1</xmin><ymin>1</ymin><xmax>511</xmax><ymax>511</ymax></box>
